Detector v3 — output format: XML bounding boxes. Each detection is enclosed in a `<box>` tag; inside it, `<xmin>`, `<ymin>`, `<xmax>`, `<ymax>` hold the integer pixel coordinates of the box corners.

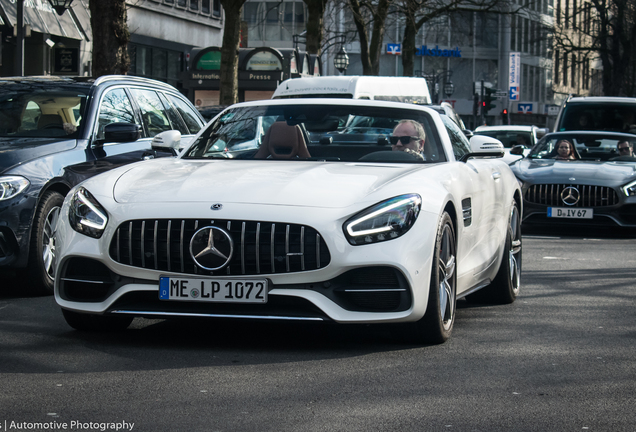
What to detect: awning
<box><xmin>0</xmin><ymin>0</ymin><xmax>91</xmax><ymax>41</ymax></box>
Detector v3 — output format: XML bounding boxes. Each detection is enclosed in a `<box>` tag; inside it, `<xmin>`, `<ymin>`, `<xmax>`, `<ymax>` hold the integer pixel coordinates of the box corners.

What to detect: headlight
<box><xmin>69</xmin><ymin>187</ymin><xmax>108</xmax><ymax>238</ymax></box>
<box><xmin>622</xmin><ymin>179</ymin><xmax>636</xmax><ymax>197</ymax></box>
<box><xmin>0</xmin><ymin>176</ymin><xmax>30</xmax><ymax>201</ymax></box>
<box><xmin>344</xmin><ymin>194</ymin><xmax>421</xmax><ymax>245</ymax></box>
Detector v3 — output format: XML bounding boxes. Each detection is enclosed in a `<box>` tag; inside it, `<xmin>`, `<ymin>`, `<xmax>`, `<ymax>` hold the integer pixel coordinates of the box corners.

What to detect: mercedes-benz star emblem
<box><xmin>211</xmin><ymin>203</ymin><xmax>223</xmax><ymax>210</ymax></box>
<box><xmin>189</xmin><ymin>226</ymin><xmax>234</xmax><ymax>270</ymax></box>
<box><xmin>561</xmin><ymin>186</ymin><xmax>581</xmax><ymax>206</ymax></box>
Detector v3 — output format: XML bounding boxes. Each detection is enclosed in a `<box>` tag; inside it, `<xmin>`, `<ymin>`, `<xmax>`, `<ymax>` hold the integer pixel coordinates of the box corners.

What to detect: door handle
<box><xmin>492</xmin><ymin>171</ymin><xmax>501</xmax><ymax>180</ymax></box>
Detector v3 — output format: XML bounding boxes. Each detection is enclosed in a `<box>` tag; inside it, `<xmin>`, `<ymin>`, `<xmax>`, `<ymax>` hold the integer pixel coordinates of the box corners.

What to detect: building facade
<box><xmin>0</xmin><ymin>0</ymin><xmax>223</xmax><ymax>95</ymax></box>
<box><xmin>240</xmin><ymin>0</ymin><xmax>601</xmax><ymax>128</ymax></box>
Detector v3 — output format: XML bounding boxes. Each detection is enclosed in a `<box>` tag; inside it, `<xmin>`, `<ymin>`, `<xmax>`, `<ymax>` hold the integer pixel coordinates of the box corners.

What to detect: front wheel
<box><xmin>62</xmin><ymin>309</ymin><xmax>133</xmax><ymax>332</ymax></box>
<box><xmin>393</xmin><ymin>212</ymin><xmax>457</xmax><ymax>345</ymax></box>
<box><xmin>25</xmin><ymin>191</ymin><xmax>64</xmax><ymax>296</ymax></box>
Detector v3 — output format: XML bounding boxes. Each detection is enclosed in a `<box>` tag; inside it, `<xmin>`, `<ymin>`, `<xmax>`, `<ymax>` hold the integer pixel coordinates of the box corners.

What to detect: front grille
<box><xmin>109</xmin><ymin>219</ymin><xmax>331</xmax><ymax>276</ymax></box>
<box><xmin>524</xmin><ymin>184</ymin><xmax>619</xmax><ymax>207</ymax></box>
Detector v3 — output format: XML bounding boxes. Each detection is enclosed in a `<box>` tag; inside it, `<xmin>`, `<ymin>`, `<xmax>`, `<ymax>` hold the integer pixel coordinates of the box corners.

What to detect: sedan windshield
<box><xmin>0</xmin><ymin>88</ymin><xmax>88</xmax><ymax>138</ymax></box>
<box><xmin>182</xmin><ymin>104</ymin><xmax>445</xmax><ymax>163</ymax></box>
<box><xmin>528</xmin><ymin>133</ymin><xmax>636</xmax><ymax>161</ymax></box>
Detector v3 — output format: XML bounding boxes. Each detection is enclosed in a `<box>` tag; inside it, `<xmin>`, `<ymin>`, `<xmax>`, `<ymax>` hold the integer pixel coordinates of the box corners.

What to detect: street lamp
<box><xmin>333</xmin><ymin>45</ymin><xmax>349</xmax><ymax>75</ymax></box>
<box><xmin>48</xmin><ymin>0</ymin><xmax>75</xmax><ymax>16</ymax></box>
<box><xmin>443</xmin><ymin>81</ymin><xmax>455</xmax><ymax>99</ymax></box>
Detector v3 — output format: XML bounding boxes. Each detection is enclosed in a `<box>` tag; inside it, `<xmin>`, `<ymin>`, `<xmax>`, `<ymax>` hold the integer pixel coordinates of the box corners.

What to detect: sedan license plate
<box><xmin>547</xmin><ymin>207</ymin><xmax>593</xmax><ymax>219</ymax></box>
<box><xmin>159</xmin><ymin>276</ymin><xmax>268</xmax><ymax>303</ymax></box>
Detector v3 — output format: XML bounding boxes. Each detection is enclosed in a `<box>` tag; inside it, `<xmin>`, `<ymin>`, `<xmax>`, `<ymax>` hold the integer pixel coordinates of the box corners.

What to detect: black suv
<box><xmin>0</xmin><ymin>75</ymin><xmax>205</xmax><ymax>295</ymax></box>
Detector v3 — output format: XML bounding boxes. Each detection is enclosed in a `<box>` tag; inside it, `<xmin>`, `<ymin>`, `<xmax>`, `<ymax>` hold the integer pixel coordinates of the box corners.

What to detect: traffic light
<box><xmin>483</xmin><ymin>87</ymin><xmax>496</xmax><ymax>115</ymax></box>
<box><xmin>502</xmin><ymin>108</ymin><xmax>509</xmax><ymax>124</ymax></box>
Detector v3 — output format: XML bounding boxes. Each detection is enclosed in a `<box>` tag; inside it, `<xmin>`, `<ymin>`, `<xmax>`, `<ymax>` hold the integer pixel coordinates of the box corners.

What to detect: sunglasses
<box><xmin>619</xmin><ymin>147</ymin><xmax>631</xmax><ymax>152</ymax></box>
<box><xmin>390</xmin><ymin>135</ymin><xmax>419</xmax><ymax>145</ymax></box>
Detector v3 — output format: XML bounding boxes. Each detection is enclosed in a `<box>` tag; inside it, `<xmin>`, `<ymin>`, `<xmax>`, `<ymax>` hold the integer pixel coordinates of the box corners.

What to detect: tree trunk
<box><xmin>89</xmin><ymin>0</ymin><xmax>129</xmax><ymax>77</ymax></box>
<box><xmin>368</xmin><ymin>0</ymin><xmax>391</xmax><ymax>75</ymax></box>
<box><xmin>219</xmin><ymin>0</ymin><xmax>246</xmax><ymax>105</ymax></box>
<box><xmin>401</xmin><ymin>5</ymin><xmax>418</xmax><ymax>76</ymax></box>
<box><xmin>349</xmin><ymin>0</ymin><xmax>373</xmax><ymax>74</ymax></box>
<box><xmin>304</xmin><ymin>0</ymin><xmax>328</xmax><ymax>55</ymax></box>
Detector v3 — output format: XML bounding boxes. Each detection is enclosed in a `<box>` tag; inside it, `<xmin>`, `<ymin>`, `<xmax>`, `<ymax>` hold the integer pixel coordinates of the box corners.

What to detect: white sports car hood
<box><xmin>112</xmin><ymin>159</ymin><xmax>422</xmax><ymax>208</ymax></box>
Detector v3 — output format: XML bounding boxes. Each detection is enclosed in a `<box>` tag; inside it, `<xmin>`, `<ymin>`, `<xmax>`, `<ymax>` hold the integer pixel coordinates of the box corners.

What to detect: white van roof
<box><xmin>272</xmin><ymin>76</ymin><xmax>431</xmax><ymax>104</ymax></box>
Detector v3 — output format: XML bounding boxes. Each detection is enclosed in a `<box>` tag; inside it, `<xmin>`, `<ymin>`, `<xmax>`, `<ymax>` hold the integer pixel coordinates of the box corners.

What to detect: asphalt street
<box><xmin>0</xmin><ymin>227</ymin><xmax>635</xmax><ymax>432</ymax></box>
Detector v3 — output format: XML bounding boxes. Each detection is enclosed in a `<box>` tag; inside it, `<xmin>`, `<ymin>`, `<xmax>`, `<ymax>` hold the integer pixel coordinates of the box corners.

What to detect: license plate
<box><xmin>159</xmin><ymin>276</ymin><xmax>268</xmax><ymax>303</ymax></box>
<box><xmin>547</xmin><ymin>207</ymin><xmax>593</xmax><ymax>219</ymax></box>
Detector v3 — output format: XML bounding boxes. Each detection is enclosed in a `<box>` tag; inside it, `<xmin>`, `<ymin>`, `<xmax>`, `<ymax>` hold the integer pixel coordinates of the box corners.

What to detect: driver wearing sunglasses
<box><xmin>391</xmin><ymin>120</ymin><xmax>426</xmax><ymax>160</ymax></box>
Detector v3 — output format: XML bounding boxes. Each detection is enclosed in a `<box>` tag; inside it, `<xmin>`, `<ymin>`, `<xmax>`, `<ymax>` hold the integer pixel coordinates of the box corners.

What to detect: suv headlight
<box><xmin>344</xmin><ymin>194</ymin><xmax>421</xmax><ymax>245</ymax></box>
<box><xmin>0</xmin><ymin>176</ymin><xmax>30</xmax><ymax>201</ymax></box>
<box><xmin>69</xmin><ymin>187</ymin><xmax>108</xmax><ymax>238</ymax></box>
<box><xmin>622</xmin><ymin>180</ymin><xmax>636</xmax><ymax>197</ymax></box>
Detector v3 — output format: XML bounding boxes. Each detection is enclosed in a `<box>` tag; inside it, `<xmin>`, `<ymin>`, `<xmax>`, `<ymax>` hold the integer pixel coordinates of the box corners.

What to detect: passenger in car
<box><xmin>390</xmin><ymin>120</ymin><xmax>426</xmax><ymax>161</ymax></box>
<box><xmin>554</xmin><ymin>139</ymin><xmax>578</xmax><ymax>160</ymax></box>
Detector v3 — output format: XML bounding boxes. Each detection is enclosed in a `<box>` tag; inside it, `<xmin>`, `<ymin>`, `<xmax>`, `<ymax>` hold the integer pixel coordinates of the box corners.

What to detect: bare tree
<box><xmin>348</xmin><ymin>0</ymin><xmax>393</xmax><ymax>75</ymax></box>
<box><xmin>552</xmin><ymin>0</ymin><xmax>636</xmax><ymax>96</ymax></box>
<box><xmin>89</xmin><ymin>0</ymin><xmax>130</xmax><ymax>77</ymax></box>
<box><xmin>219</xmin><ymin>0</ymin><xmax>248</xmax><ymax>105</ymax></box>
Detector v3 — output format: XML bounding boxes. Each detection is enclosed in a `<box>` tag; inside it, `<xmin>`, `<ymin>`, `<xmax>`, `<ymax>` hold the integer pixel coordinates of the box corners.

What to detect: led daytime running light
<box><xmin>346</xmin><ymin>197</ymin><xmax>417</xmax><ymax>237</ymax></box>
<box><xmin>77</xmin><ymin>188</ymin><xmax>107</xmax><ymax>230</ymax></box>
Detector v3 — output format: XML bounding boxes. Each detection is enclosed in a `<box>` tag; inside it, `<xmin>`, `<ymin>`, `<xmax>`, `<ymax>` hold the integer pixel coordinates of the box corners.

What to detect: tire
<box><xmin>62</xmin><ymin>309</ymin><xmax>133</xmax><ymax>332</ymax></box>
<box><xmin>24</xmin><ymin>191</ymin><xmax>64</xmax><ymax>296</ymax></box>
<box><xmin>393</xmin><ymin>212</ymin><xmax>457</xmax><ymax>345</ymax></box>
<box><xmin>468</xmin><ymin>201</ymin><xmax>522</xmax><ymax>304</ymax></box>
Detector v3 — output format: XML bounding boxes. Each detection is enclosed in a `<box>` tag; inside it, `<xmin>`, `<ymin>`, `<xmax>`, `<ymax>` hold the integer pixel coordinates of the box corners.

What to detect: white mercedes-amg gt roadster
<box><xmin>54</xmin><ymin>99</ymin><xmax>522</xmax><ymax>344</ymax></box>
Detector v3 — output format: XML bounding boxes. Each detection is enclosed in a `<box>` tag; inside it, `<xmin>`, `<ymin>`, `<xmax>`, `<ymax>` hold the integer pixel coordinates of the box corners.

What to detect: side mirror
<box><xmin>151</xmin><ymin>130</ymin><xmax>181</xmax><ymax>156</ymax></box>
<box><xmin>462</xmin><ymin>129</ymin><xmax>474</xmax><ymax>138</ymax></box>
<box><xmin>103</xmin><ymin>122</ymin><xmax>142</xmax><ymax>143</ymax></box>
<box><xmin>510</xmin><ymin>144</ymin><xmax>525</xmax><ymax>155</ymax></box>
<box><xmin>460</xmin><ymin>135</ymin><xmax>505</xmax><ymax>162</ymax></box>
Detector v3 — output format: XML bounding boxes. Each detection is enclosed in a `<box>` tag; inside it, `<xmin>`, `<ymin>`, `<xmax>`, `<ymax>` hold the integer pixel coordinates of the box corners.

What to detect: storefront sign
<box><xmin>387</xmin><ymin>44</ymin><xmax>401</xmax><ymax>55</ymax></box>
<box><xmin>509</xmin><ymin>52</ymin><xmax>521</xmax><ymax>101</ymax></box>
<box><xmin>53</xmin><ymin>47</ymin><xmax>78</xmax><ymax>75</ymax></box>
<box><xmin>246</xmin><ymin>51</ymin><xmax>282</xmax><ymax>71</ymax></box>
<box><xmin>196</xmin><ymin>51</ymin><xmax>221</xmax><ymax>70</ymax></box>
<box><xmin>416</xmin><ymin>45</ymin><xmax>461</xmax><ymax>58</ymax></box>
<box><xmin>238</xmin><ymin>71</ymin><xmax>283</xmax><ymax>81</ymax></box>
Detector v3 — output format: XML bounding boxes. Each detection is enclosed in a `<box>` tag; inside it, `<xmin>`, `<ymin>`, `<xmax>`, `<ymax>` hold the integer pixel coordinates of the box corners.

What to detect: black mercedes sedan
<box><xmin>0</xmin><ymin>76</ymin><xmax>205</xmax><ymax>295</ymax></box>
<box><xmin>510</xmin><ymin>131</ymin><xmax>636</xmax><ymax>228</ymax></box>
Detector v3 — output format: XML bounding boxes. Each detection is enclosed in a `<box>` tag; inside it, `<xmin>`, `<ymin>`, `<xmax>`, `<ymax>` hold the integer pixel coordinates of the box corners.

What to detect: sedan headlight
<box><xmin>69</xmin><ymin>187</ymin><xmax>108</xmax><ymax>238</ymax></box>
<box><xmin>0</xmin><ymin>176</ymin><xmax>30</xmax><ymax>201</ymax></box>
<box><xmin>621</xmin><ymin>179</ymin><xmax>636</xmax><ymax>197</ymax></box>
<box><xmin>344</xmin><ymin>194</ymin><xmax>421</xmax><ymax>245</ymax></box>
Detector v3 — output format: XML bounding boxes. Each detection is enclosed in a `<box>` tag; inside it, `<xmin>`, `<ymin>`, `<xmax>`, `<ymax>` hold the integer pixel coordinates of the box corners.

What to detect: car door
<box><xmin>443</xmin><ymin>116</ymin><xmax>501</xmax><ymax>283</ymax></box>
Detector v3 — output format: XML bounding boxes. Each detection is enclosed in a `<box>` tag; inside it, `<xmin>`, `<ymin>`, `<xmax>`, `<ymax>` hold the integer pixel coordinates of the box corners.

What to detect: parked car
<box><xmin>54</xmin><ymin>98</ymin><xmax>522</xmax><ymax>344</ymax></box>
<box><xmin>0</xmin><ymin>75</ymin><xmax>205</xmax><ymax>295</ymax></box>
<box><xmin>555</xmin><ymin>96</ymin><xmax>636</xmax><ymax>134</ymax></box>
<box><xmin>509</xmin><ymin>131</ymin><xmax>636</xmax><ymax>228</ymax></box>
<box><xmin>474</xmin><ymin>125</ymin><xmax>544</xmax><ymax>163</ymax></box>
<box><xmin>432</xmin><ymin>102</ymin><xmax>473</xmax><ymax>137</ymax></box>
<box><xmin>197</xmin><ymin>105</ymin><xmax>228</xmax><ymax>122</ymax></box>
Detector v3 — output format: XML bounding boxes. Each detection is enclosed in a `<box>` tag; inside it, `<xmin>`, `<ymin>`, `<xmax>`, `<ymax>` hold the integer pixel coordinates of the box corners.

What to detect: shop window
<box><xmin>177</xmin><ymin>0</ymin><xmax>187</xmax><ymax>8</ymax></box>
<box><xmin>202</xmin><ymin>0</ymin><xmax>210</xmax><ymax>13</ymax></box>
<box><xmin>213</xmin><ymin>0</ymin><xmax>221</xmax><ymax>17</ymax></box>
<box><xmin>190</xmin><ymin>0</ymin><xmax>199</xmax><ymax>11</ymax></box>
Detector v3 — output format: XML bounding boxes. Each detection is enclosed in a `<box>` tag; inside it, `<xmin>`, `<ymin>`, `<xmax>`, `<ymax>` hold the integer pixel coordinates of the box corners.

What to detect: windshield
<box><xmin>558</xmin><ymin>103</ymin><xmax>636</xmax><ymax>134</ymax></box>
<box><xmin>475</xmin><ymin>130</ymin><xmax>533</xmax><ymax>148</ymax></box>
<box><xmin>0</xmin><ymin>87</ymin><xmax>88</xmax><ymax>138</ymax></box>
<box><xmin>183</xmin><ymin>104</ymin><xmax>445</xmax><ymax>163</ymax></box>
<box><xmin>528</xmin><ymin>133</ymin><xmax>636</xmax><ymax>161</ymax></box>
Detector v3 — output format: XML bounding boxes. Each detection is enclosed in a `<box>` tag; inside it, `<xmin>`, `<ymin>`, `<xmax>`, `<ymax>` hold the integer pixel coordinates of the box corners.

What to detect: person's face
<box><xmin>618</xmin><ymin>142</ymin><xmax>633</xmax><ymax>156</ymax></box>
<box><xmin>392</xmin><ymin>123</ymin><xmax>422</xmax><ymax>153</ymax></box>
<box><xmin>557</xmin><ymin>142</ymin><xmax>571</xmax><ymax>156</ymax></box>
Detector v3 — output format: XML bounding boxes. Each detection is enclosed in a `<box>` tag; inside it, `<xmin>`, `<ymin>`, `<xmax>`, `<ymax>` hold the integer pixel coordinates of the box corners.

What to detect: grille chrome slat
<box><xmin>525</xmin><ymin>184</ymin><xmax>618</xmax><ymax>207</ymax></box>
<box><xmin>110</xmin><ymin>219</ymin><xmax>331</xmax><ymax>277</ymax></box>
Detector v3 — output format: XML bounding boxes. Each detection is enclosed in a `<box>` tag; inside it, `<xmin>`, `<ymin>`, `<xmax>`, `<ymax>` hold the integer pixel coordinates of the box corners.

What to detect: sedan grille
<box><xmin>524</xmin><ymin>184</ymin><xmax>619</xmax><ymax>207</ymax></box>
<box><xmin>109</xmin><ymin>219</ymin><xmax>331</xmax><ymax>276</ymax></box>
